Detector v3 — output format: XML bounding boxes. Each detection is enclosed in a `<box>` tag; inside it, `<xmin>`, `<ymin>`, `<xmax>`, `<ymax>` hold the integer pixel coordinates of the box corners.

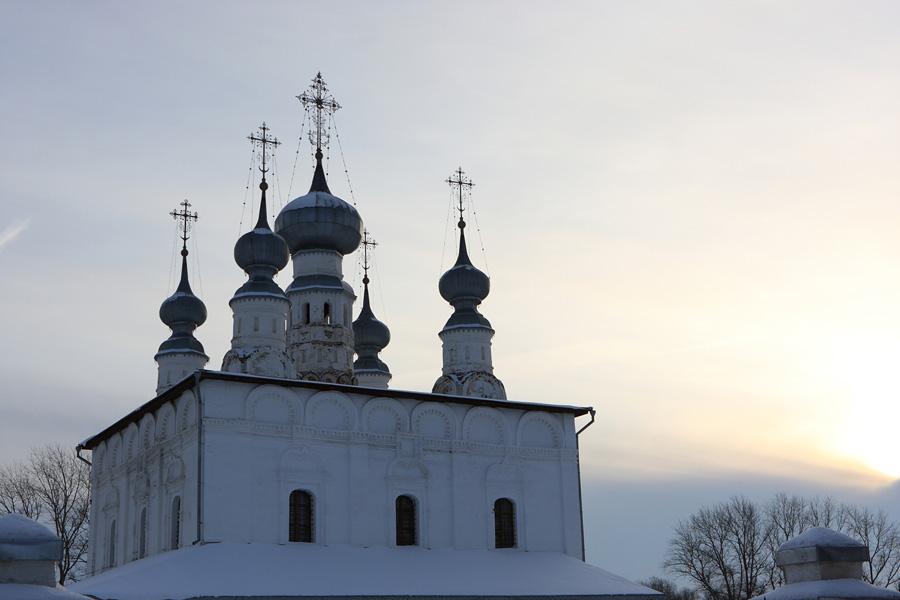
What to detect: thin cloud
<box><xmin>0</xmin><ymin>219</ymin><xmax>29</xmax><ymax>252</ymax></box>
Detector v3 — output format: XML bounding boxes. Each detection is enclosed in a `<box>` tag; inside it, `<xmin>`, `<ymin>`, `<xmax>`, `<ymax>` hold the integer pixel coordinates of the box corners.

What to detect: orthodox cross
<box><xmin>297</xmin><ymin>72</ymin><xmax>341</xmax><ymax>152</ymax></box>
<box><xmin>361</xmin><ymin>228</ymin><xmax>378</xmax><ymax>285</ymax></box>
<box><xmin>170</xmin><ymin>200</ymin><xmax>199</xmax><ymax>252</ymax></box>
<box><xmin>446</xmin><ymin>167</ymin><xmax>474</xmax><ymax>228</ymax></box>
<box><xmin>248</xmin><ymin>122</ymin><xmax>280</xmax><ymax>176</ymax></box>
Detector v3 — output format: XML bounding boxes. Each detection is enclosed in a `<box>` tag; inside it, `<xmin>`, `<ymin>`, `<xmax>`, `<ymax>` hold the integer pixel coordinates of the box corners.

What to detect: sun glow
<box><xmin>826</xmin><ymin>331</ymin><xmax>900</xmax><ymax>479</ymax></box>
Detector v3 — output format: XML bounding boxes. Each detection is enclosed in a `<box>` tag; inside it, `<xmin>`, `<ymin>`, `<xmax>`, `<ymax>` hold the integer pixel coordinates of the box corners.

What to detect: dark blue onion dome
<box><xmin>157</xmin><ymin>250</ymin><xmax>208</xmax><ymax>355</ymax></box>
<box><xmin>353</xmin><ymin>278</ymin><xmax>391</xmax><ymax>372</ymax></box>
<box><xmin>438</xmin><ymin>225</ymin><xmax>492</xmax><ymax>328</ymax></box>
<box><xmin>275</xmin><ymin>151</ymin><xmax>363</xmax><ymax>256</ymax></box>
<box><xmin>233</xmin><ymin>178</ymin><xmax>289</xmax><ymax>296</ymax></box>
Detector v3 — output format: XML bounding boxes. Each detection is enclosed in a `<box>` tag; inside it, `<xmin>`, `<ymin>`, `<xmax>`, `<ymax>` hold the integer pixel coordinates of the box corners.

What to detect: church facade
<box><xmin>83</xmin><ymin>372</ymin><xmax>587</xmax><ymax>569</ymax></box>
<box><xmin>73</xmin><ymin>75</ymin><xmax>654</xmax><ymax>600</ymax></box>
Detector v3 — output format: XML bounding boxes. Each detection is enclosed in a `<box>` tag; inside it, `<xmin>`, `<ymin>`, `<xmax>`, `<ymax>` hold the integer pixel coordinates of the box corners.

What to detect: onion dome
<box><xmin>157</xmin><ymin>250</ymin><xmax>207</xmax><ymax>355</ymax></box>
<box><xmin>233</xmin><ymin>178</ymin><xmax>289</xmax><ymax>296</ymax></box>
<box><xmin>353</xmin><ymin>278</ymin><xmax>391</xmax><ymax>372</ymax></box>
<box><xmin>275</xmin><ymin>151</ymin><xmax>363</xmax><ymax>256</ymax></box>
<box><xmin>438</xmin><ymin>226</ymin><xmax>492</xmax><ymax>328</ymax></box>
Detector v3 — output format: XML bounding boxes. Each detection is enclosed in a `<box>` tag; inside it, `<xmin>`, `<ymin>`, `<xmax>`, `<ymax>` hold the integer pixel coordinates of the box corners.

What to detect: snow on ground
<box><xmin>70</xmin><ymin>542</ymin><xmax>660</xmax><ymax>600</ymax></box>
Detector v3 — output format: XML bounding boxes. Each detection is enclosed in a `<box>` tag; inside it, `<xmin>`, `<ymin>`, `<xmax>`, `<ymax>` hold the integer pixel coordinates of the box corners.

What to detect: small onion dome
<box><xmin>275</xmin><ymin>154</ymin><xmax>363</xmax><ymax>256</ymax></box>
<box><xmin>157</xmin><ymin>252</ymin><xmax>207</xmax><ymax>354</ymax></box>
<box><xmin>438</xmin><ymin>227</ymin><xmax>492</xmax><ymax>328</ymax></box>
<box><xmin>353</xmin><ymin>282</ymin><xmax>391</xmax><ymax>351</ymax></box>
<box><xmin>439</xmin><ymin>227</ymin><xmax>489</xmax><ymax>303</ymax></box>
<box><xmin>233</xmin><ymin>179</ymin><xmax>289</xmax><ymax>298</ymax></box>
<box><xmin>235</xmin><ymin>179</ymin><xmax>289</xmax><ymax>273</ymax></box>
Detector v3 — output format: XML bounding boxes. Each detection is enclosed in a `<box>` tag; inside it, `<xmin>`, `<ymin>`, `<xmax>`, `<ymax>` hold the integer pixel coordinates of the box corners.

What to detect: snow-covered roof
<box><xmin>776</xmin><ymin>526</ymin><xmax>870</xmax><ymax>567</ymax></box>
<box><xmin>0</xmin><ymin>514</ymin><xmax>62</xmax><ymax>561</ymax></box>
<box><xmin>70</xmin><ymin>542</ymin><xmax>659</xmax><ymax>600</ymax></box>
<box><xmin>779</xmin><ymin>527</ymin><xmax>866</xmax><ymax>552</ymax></box>
<box><xmin>750</xmin><ymin>578</ymin><xmax>900</xmax><ymax>600</ymax></box>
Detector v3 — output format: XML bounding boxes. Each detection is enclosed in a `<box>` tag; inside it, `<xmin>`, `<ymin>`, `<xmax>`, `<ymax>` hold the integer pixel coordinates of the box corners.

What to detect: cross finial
<box><xmin>361</xmin><ymin>228</ymin><xmax>378</xmax><ymax>285</ymax></box>
<box><xmin>446</xmin><ymin>167</ymin><xmax>474</xmax><ymax>230</ymax></box>
<box><xmin>248</xmin><ymin>122</ymin><xmax>280</xmax><ymax>177</ymax></box>
<box><xmin>297</xmin><ymin>72</ymin><xmax>341</xmax><ymax>155</ymax></box>
<box><xmin>170</xmin><ymin>200</ymin><xmax>199</xmax><ymax>254</ymax></box>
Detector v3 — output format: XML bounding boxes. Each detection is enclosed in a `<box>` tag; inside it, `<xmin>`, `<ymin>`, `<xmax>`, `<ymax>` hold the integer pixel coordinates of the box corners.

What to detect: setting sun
<box><xmin>827</xmin><ymin>331</ymin><xmax>900</xmax><ymax>479</ymax></box>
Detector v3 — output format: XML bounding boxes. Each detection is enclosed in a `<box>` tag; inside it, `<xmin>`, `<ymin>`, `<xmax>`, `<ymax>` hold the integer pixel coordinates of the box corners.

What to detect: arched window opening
<box><xmin>396</xmin><ymin>495</ymin><xmax>417</xmax><ymax>546</ymax></box>
<box><xmin>494</xmin><ymin>498</ymin><xmax>516</xmax><ymax>548</ymax></box>
<box><xmin>108</xmin><ymin>520</ymin><xmax>117</xmax><ymax>568</ymax></box>
<box><xmin>289</xmin><ymin>490</ymin><xmax>314</xmax><ymax>543</ymax></box>
<box><xmin>170</xmin><ymin>496</ymin><xmax>181</xmax><ymax>550</ymax></box>
<box><xmin>323</xmin><ymin>302</ymin><xmax>332</xmax><ymax>324</ymax></box>
<box><xmin>303</xmin><ymin>303</ymin><xmax>311</xmax><ymax>325</ymax></box>
<box><xmin>139</xmin><ymin>508</ymin><xmax>147</xmax><ymax>558</ymax></box>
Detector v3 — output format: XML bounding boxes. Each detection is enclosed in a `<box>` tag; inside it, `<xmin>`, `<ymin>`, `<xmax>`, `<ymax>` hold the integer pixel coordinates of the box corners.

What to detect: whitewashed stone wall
<box><xmin>87</xmin><ymin>390</ymin><xmax>199</xmax><ymax>575</ymax></box>
<box><xmin>87</xmin><ymin>378</ymin><xmax>585</xmax><ymax>574</ymax></box>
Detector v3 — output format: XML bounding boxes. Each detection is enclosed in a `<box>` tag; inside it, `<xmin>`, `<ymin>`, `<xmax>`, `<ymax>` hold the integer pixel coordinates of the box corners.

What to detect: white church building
<box><xmin>70</xmin><ymin>74</ymin><xmax>657</xmax><ymax>600</ymax></box>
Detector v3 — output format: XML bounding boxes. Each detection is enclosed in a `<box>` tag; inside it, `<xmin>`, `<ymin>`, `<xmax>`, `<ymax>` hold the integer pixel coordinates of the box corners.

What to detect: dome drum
<box><xmin>286</xmin><ymin>274</ymin><xmax>349</xmax><ymax>294</ymax></box>
<box><xmin>155</xmin><ymin>335</ymin><xmax>207</xmax><ymax>356</ymax></box>
<box><xmin>232</xmin><ymin>278</ymin><xmax>289</xmax><ymax>299</ymax></box>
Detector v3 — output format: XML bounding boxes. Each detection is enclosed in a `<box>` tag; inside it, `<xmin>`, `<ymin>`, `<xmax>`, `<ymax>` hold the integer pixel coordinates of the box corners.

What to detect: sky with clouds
<box><xmin>2</xmin><ymin>0</ymin><xmax>899</xmax><ymax>582</ymax></box>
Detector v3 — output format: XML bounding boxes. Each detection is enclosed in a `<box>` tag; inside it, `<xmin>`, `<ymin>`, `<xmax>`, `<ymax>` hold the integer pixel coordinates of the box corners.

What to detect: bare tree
<box><xmin>0</xmin><ymin>461</ymin><xmax>42</xmax><ymax>519</ymax></box>
<box><xmin>0</xmin><ymin>444</ymin><xmax>90</xmax><ymax>584</ymax></box>
<box><xmin>842</xmin><ymin>506</ymin><xmax>900</xmax><ymax>589</ymax></box>
<box><xmin>638</xmin><ymin>576</ymin><xmax>697</xmax><ymax>600</ymax></box>
<box><xmin>663</xmin><ymin>496</ymin><xmax>771</xmax><ymax>600</ymax></box>
<box><xmin>664</xmin><ymin>494</ymin><xmax>900</xmax><ymax>599</ymax></box>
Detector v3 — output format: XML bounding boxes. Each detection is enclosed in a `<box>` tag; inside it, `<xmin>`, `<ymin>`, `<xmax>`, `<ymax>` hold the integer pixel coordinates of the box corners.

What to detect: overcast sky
<box><xmin>2</xmin><ymin>0</ymin><xmax>899</xmax><ymax>583</ymax></box>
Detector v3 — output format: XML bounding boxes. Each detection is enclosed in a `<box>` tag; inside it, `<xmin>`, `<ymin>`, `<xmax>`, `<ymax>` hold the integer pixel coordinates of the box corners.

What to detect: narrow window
<box><xmin>396</xmin><ymin>495</ymin><xmax>417</xmax><ymax>546</ymax></box>
<box><xmin>237</xmin><ymin>318</ymin><xmax>242</xmax><ymax>333</ymax></box>
<box><xmin>289</xmin><ymin>490</ymin><xmax>314</xmax><ymax>542</ymax></box>
<box><xmin>303</xmin><ymin>303</ymin><xmax>310</xmax><ymax>325</ymax></box>
<box><xmin>272</xmin><ymin>318</ymin><xmax>277</xmax><ymax>333</ymax></box>
<box><xmin>108</xmin><ymin>520</ymin><xmax>117</xmax><ymax>568</ymax></box>
<box><xmin>253</xmin><ymin>316</ymin><xmax>259</xmax><ymax>332</ymax></box>
<box><xmin>465</xmin><ymin>346</ymin><xmax>470</xmax><ymax>360</ymax></box>
<box><xmin>481</xmin><ymin>346</ymin><xmax>486</xmax><ymax>360</ymax></box>
<box><xmin>139</xmin><ymin>508</ymin><xmax>147</xmax><ymax>558</ymax></box>
<box><xmin>494</xmin><ymin>498</ymin><xmax>516</xmax><ymax>548</ymax></box>
<box><xmin>344</xmin><ymin>305</ymin><xmax>349</xmax><ymax>325</ymax></box>
<box><xmin>170</xmin><ymin>496</ymin><xmax>181</xmax><ymax>550</ymax></box>
<box><xmin>323</xmin><ymin>302</ymin><xmax>331</xmax><ymax>324</ymax></box>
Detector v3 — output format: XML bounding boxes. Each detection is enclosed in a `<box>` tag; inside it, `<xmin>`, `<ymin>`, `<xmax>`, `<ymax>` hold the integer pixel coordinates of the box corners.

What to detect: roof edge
<box><xmin>79</xmin><ymin>370</ymin><xmax>592</xmax><ymax>450</ymax></box>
